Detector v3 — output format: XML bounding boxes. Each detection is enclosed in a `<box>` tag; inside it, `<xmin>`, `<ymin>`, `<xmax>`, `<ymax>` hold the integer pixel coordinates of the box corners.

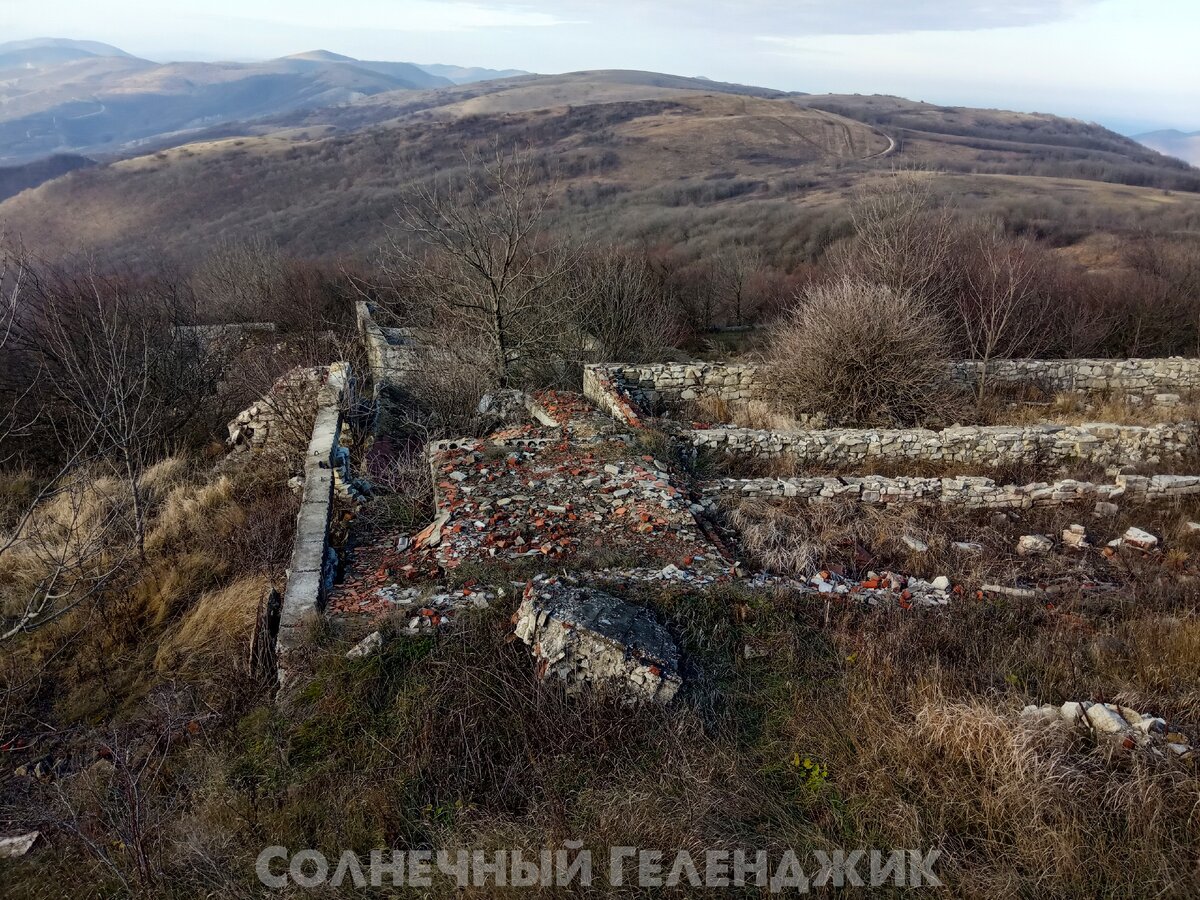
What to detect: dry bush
<box><xmin>763</xmin><ymin>277</ymin><xmax>960</xmax><ymax>427</ymax></box>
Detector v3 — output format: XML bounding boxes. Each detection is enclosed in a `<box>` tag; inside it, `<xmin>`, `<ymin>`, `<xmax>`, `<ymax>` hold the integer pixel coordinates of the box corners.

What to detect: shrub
<box><xmin>762</xmin><ymin>276</ymin><xmax>960</xmax><ymax>426</ymax></box>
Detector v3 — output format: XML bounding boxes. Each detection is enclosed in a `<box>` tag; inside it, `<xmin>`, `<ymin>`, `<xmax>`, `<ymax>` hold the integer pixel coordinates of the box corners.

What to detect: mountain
<box><xmin>284</xmin><ymin>51</ymin><xmax>451</xmax><ymax>89</ymax></box>
<box><xmin>417</xmin><ymin>63</ymin><xmax>530</xmax><ymax>84</ymax></box>
<box><xmin>1134</xmin><ymin>129</ymin><xmax>1200</xmax><ymax>167</ymax></box>
<box><xmin>4</xmin><ymin>69</ymin><xmax>1198</xmax><ymax>271</ymax></box>
<box><xmin>0</xmin><ymin>41</ymin><xmax>491</xmax><ymax>163</ymax></box>
<box><xmin>0</xmin><ymin>38</ymin><xmax>138</xmax><ymax>68</ymax></box>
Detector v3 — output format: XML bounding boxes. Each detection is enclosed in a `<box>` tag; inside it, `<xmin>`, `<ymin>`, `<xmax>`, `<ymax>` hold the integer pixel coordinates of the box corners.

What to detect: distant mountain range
<box><xmin>1133</xmin><ymin>129</ymin><xmax>1200</xmax><ymax>167</ymax></box>
<box><xmin>0</xmin><ymin>38</ymin><xmax>529</xmax><ymax>163</ymax></box>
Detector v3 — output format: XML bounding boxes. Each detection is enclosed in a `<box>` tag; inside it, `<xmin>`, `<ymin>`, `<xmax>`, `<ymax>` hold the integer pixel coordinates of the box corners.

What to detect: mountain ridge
<box><xmin>0</xmin><ymin>40</ymin><xmax>527</xmax><ymax>163</ymax></box>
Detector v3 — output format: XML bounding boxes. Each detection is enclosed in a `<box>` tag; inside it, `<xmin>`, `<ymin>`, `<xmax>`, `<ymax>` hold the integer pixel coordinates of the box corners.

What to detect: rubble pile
<box><xmin>1022</xmin><ymin>701</ymin><xmax>1195</xmax><ymax>760</ymax></box>
<box><xmin>514</xmin><ymin>577</ymin><xmax>682</xmax><ymax>702</ymax></box>
<box><xmin>807</xmin><ymin>570</ymin><xmax>956</xmax><ymax>608</ymax></box>
<box><xmin>424</xmin><ymin>437</ymin><xmax>728</xmax><ymax>576</ymax></box>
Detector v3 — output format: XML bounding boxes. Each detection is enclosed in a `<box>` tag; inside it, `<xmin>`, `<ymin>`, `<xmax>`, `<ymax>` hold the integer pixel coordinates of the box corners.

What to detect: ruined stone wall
<box><xmin>587</xmin><ymin>358</ymin><xmax>1200</xmax><ymax>424</ymax></box>
<box><xmin>277</xmin><ymin>363</ymin><xmax>351</xmax><ymax>665</ymax></box>
<box><xmin>703</xmin><ymin>472</ymin><xmax>1200</xmax><ymax>511</ymax></box>
<box><xmin>356</xmin><ymin>302</ymin><xmax>417</xmax><ymax>393</ymax></box>
<box><xmin>591</xmin><ymin>363</ymin><xmax>761</xmax><ymax>414</ymax></box>
<box><xmin>952</xmin><ymin>358</ymin><xmax>1200</xmax><ymax>393</ymax></box>
<box><xmin>691</xmin><ymin>422</ymin><xmax>1197</xmax><ymax>469</ymax></box>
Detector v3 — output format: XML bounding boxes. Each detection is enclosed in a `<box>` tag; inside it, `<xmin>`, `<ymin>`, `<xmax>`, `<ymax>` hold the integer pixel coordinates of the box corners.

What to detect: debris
<box><xmin>1022</xmin><ymin>700</ymin><xmax>1194</xmax><ymax>759</ymax></box>
<box><xmin>1017</xmin><ymin>534</ymin><xmax>1054</xmax><ymax>556</ymax></box>
<box><xmin>1093</xmin><ymin>501</ymin><xmax>1120</xmax><ymax>518</ymax></box>
<box><xmin>1122</xmin><ymin>527</ymin><xmax>1159</xmax><ymax>551</ymax></box>
<box><xmin>902</xmin><ymin>535</ymin><xmax>929</xmax><ymax>553</ymax></box>
<box><xmin>414</xmin><ymin>510</ymin><xmax>451</xmax><ymax>549</ymax></box>
<box><xmin>514</xmin><ymin>579</ymin><xmax>681</xmax><ymax>702</ymax></box>
<box><xmin>0</xmin><ymin>832</ymin><xmax>40</xmax><ymax>859</ymax></box>
<box><xmin>952</xmin><ymin>541</ymin><xmax>983</xmax><ymax>554</ymax></box>
<box><xmin>1061</xmin><ymin>524</ymin><xmax>1091</xmax><ymax>550</ymax></box>
<box><xmin>346</xmin><ymin>631</ymin><xmax>384</xmax><ymax>659</ymax></box>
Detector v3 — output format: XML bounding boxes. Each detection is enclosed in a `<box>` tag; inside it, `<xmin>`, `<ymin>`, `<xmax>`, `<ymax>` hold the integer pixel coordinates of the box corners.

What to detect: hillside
<box><xmin>2</xmin><ymin>70</ymin><xmax>1198</xmax><ymax>268</ymax></box>
<box><xmin>0</xmin><ymin>153</ymin><xmax>95</xmax><ymax>202</ymax></box>
<box><xmin>1135</xmin><ymin>129</ymin><xmax>1200</xmax><ymax>167</ymax></box>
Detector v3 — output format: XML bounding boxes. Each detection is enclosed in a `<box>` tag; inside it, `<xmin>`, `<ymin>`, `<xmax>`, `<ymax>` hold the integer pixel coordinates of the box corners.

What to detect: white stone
<box><xmin>1122</xmin><ymin>527</ymin><xmax>1158</xmax><ymax>551</ymax></box>
<box><xmin>1085</xmin><ymin>703</ymin><xmax>1129</xmax><ymax>734</ymax></box>
<box><xmin>346</xmin><ymin>631</ymin><xmax>384</xmax><ymax>659</ymax></box>
<box><xmin>1018</xmin><ymin>534</ymin><xmax>1054</xmax><ymax>556</ymax></box>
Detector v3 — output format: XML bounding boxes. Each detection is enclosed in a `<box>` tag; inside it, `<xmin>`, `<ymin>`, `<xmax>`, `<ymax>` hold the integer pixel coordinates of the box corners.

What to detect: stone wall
<box><xmin>691</xmin><ymin>422</ymin><xmax>1197</xmax><ymax>469</ymax></box>
<box><xmin>587</xmin><ymin>358</ymin><xmax>1200</xmax><ymax>425</ymax></box>
<box><xmin>703</xmin><ymin>472</ymin><xmax>1200</xmax><ymax>511</ymax></box>
<box><xmin>356</xmin><ymin>301</ymin><xmax>417</xmax><ymax>394</ymax></box>
<box><xmin>588</xmin><ymin>363</ymin><xmax>761</xmax><ymax>417</ymax></box>
<box><xmin>227</xmin><ymin>367</ymin><xmax>324</xmax><ymax>455</ymax></box>
<box><xmin>277</xmin><ymin>362</ymin><xmax>351</xmax><ymax>669</ymax></box>
<box><xmin>952</xmin><ymin>358</ymin><xmax>1200</xmax><ymax>393</ymax></box>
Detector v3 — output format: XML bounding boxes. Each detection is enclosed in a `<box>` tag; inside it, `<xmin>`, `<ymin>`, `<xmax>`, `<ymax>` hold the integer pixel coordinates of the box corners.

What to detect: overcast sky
<box><xmin>4</xmin><ymin>0</ymin><xmax>1196</xmax><ymax>133</ymax></box>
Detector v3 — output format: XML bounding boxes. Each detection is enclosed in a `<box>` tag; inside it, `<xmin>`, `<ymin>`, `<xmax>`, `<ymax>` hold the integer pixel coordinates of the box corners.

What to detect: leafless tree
<box><xmin>23</xmin><ymin>266</ymin><xmax>214</xmax><ymax>557</ymax></box>
<box><xmin>835</xmin><ymin>171</ymin><xmax>960</xmax><ymax>310</ymax></box>
<box><xmin>572</xmin><ymin>246</ymin><xmax>681</xmax><ymax>362</ymax></box>
<box><xmin>712</xmin><ymin>245</ymin><xmax>763</xmax><ymax>328</ymax></box>
<box><xmin>957</xmin><ymin>226</ymin><xmax>1051</xmax><ymax>402</ymax></box>
<box><xmin>46</xmin><ymin>693</ymin><xmax>207</xmax><ymax>894</ymax></box>
<box><xmin>381</xmin><ymin>146</ymin><xmax>580</xmax><ymax>388</ymax></box>
<box><xmin>191</xmin><ymin>236</ymin><xmax>289</xmax><ymax>325</ymax></box>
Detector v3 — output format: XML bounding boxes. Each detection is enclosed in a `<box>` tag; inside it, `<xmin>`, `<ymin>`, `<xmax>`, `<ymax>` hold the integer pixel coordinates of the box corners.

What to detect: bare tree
<box><xmin>190</xmin><ymin>236</ymin><xmax>289</xmax><ymax>325</ymax></box>
<box><xmin>712</xmin><ymin>245</ymin><xmax>763</xmax><ymax>328</ymax></box>
<box><xmin>381</xmin><ymin>146</ymin><xmax>579</xmax><ymax>388</ymax></box>
<box><xmin>23</xmin><ymin>267</ymin><xmax>213</xmax><ymax>557</ymax></box>
<box><xmin>572</xmin><ymin>246</ymin><xmax>681</xmax><ymax>362</ymax></box>
<box><xmin>957</xmin><ymin>226</ymin><xmax>1051</xmax><ymax>402</ymax></box>
<box><xmin>835</xmin><ymin>171</ymin><xmax>960</xmax><ymax>310</ymax></box>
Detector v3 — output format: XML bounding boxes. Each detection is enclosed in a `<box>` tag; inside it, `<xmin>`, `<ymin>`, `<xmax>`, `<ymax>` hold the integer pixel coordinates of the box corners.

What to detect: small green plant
<box><xmin>792</xmin><ymin>753</ymin><xmax>830</xmax><ymax>790</ymax></box>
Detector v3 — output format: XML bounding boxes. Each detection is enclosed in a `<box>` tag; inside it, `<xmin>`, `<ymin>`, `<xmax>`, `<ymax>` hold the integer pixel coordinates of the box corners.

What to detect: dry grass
<box><xmin>154</xmin><ymin>574</ymin><xmax>271</xmax><ymax>674</ymax></box>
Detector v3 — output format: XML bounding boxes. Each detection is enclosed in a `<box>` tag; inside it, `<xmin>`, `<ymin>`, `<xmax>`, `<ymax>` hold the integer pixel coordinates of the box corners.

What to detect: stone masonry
<box><xmin>691</xmin><ymin>422</ymin><xmax>1197</xmax><ymax>469</ymax></box>
<box><xmin>586</xmin><ymin>359</ymin><xmax>1200</xmax><ymax>425</ymax></box>
<box><xmin>702</xmin><ymin>473</ymin><xmax>1200</xmax><ymax>512</ymax></box>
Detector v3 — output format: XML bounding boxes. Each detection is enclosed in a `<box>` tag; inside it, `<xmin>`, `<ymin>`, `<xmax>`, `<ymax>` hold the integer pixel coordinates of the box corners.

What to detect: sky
<box><xmin>3</xmin><ymin>0</ymin><xmax>1197</xmax><ymax>134</ymax></box>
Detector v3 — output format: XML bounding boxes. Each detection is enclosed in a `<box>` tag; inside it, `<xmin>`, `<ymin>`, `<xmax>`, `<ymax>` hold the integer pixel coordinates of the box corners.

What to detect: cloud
<box><xmin>524</xmin><ymin>0</ymin><xmax>1102</xmax><ymax>35</ymax></box>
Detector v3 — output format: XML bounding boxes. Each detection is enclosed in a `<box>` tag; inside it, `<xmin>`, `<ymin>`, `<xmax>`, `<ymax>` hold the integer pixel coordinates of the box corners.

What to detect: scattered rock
<box><xmin>902</xmin><ymin>535</ymin><xmax>929</xmax><ymax>553</ymax></box>
<box><xmin>514</xmin><ymin>579</ymin><xmax>681</xmax><ymax>703</ymax></box>
<box><xmin>1061</xmin><ymin>524</ymin><xmax>1091</xmax><ymax>550</ymax></box>
<box><xmin>346</xmin><ymin>631</ymin><xmax>384</xmax><ymax>659</ymax></box>
<box><xmin>1094</xmin><ymin>501</ymin><xmax>1120</xmax><ymax>518</ymax></box>
<box><xmin>1022</xmin><ymin>700</ymin><xmax>1194</xmax><ymax>759</ymax></box>
<box><xmin>1017</xmin><ymin>534</ymin><xmax>1054</xmax><ymax>556</ymax></box>
<box><xmin>952</xmin><ymin>541</ymin><xmax>983</xmax><ymax>554</ymax></box>
<box><xmin>0</xmin><ymin>832</ymin><xmax>40</xmax><ymax>859</ymax></box>
<box><xmin>1122</xmin><ymin>527</ymin><xmax>1159</xmax><ymax>551</ymax></box>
